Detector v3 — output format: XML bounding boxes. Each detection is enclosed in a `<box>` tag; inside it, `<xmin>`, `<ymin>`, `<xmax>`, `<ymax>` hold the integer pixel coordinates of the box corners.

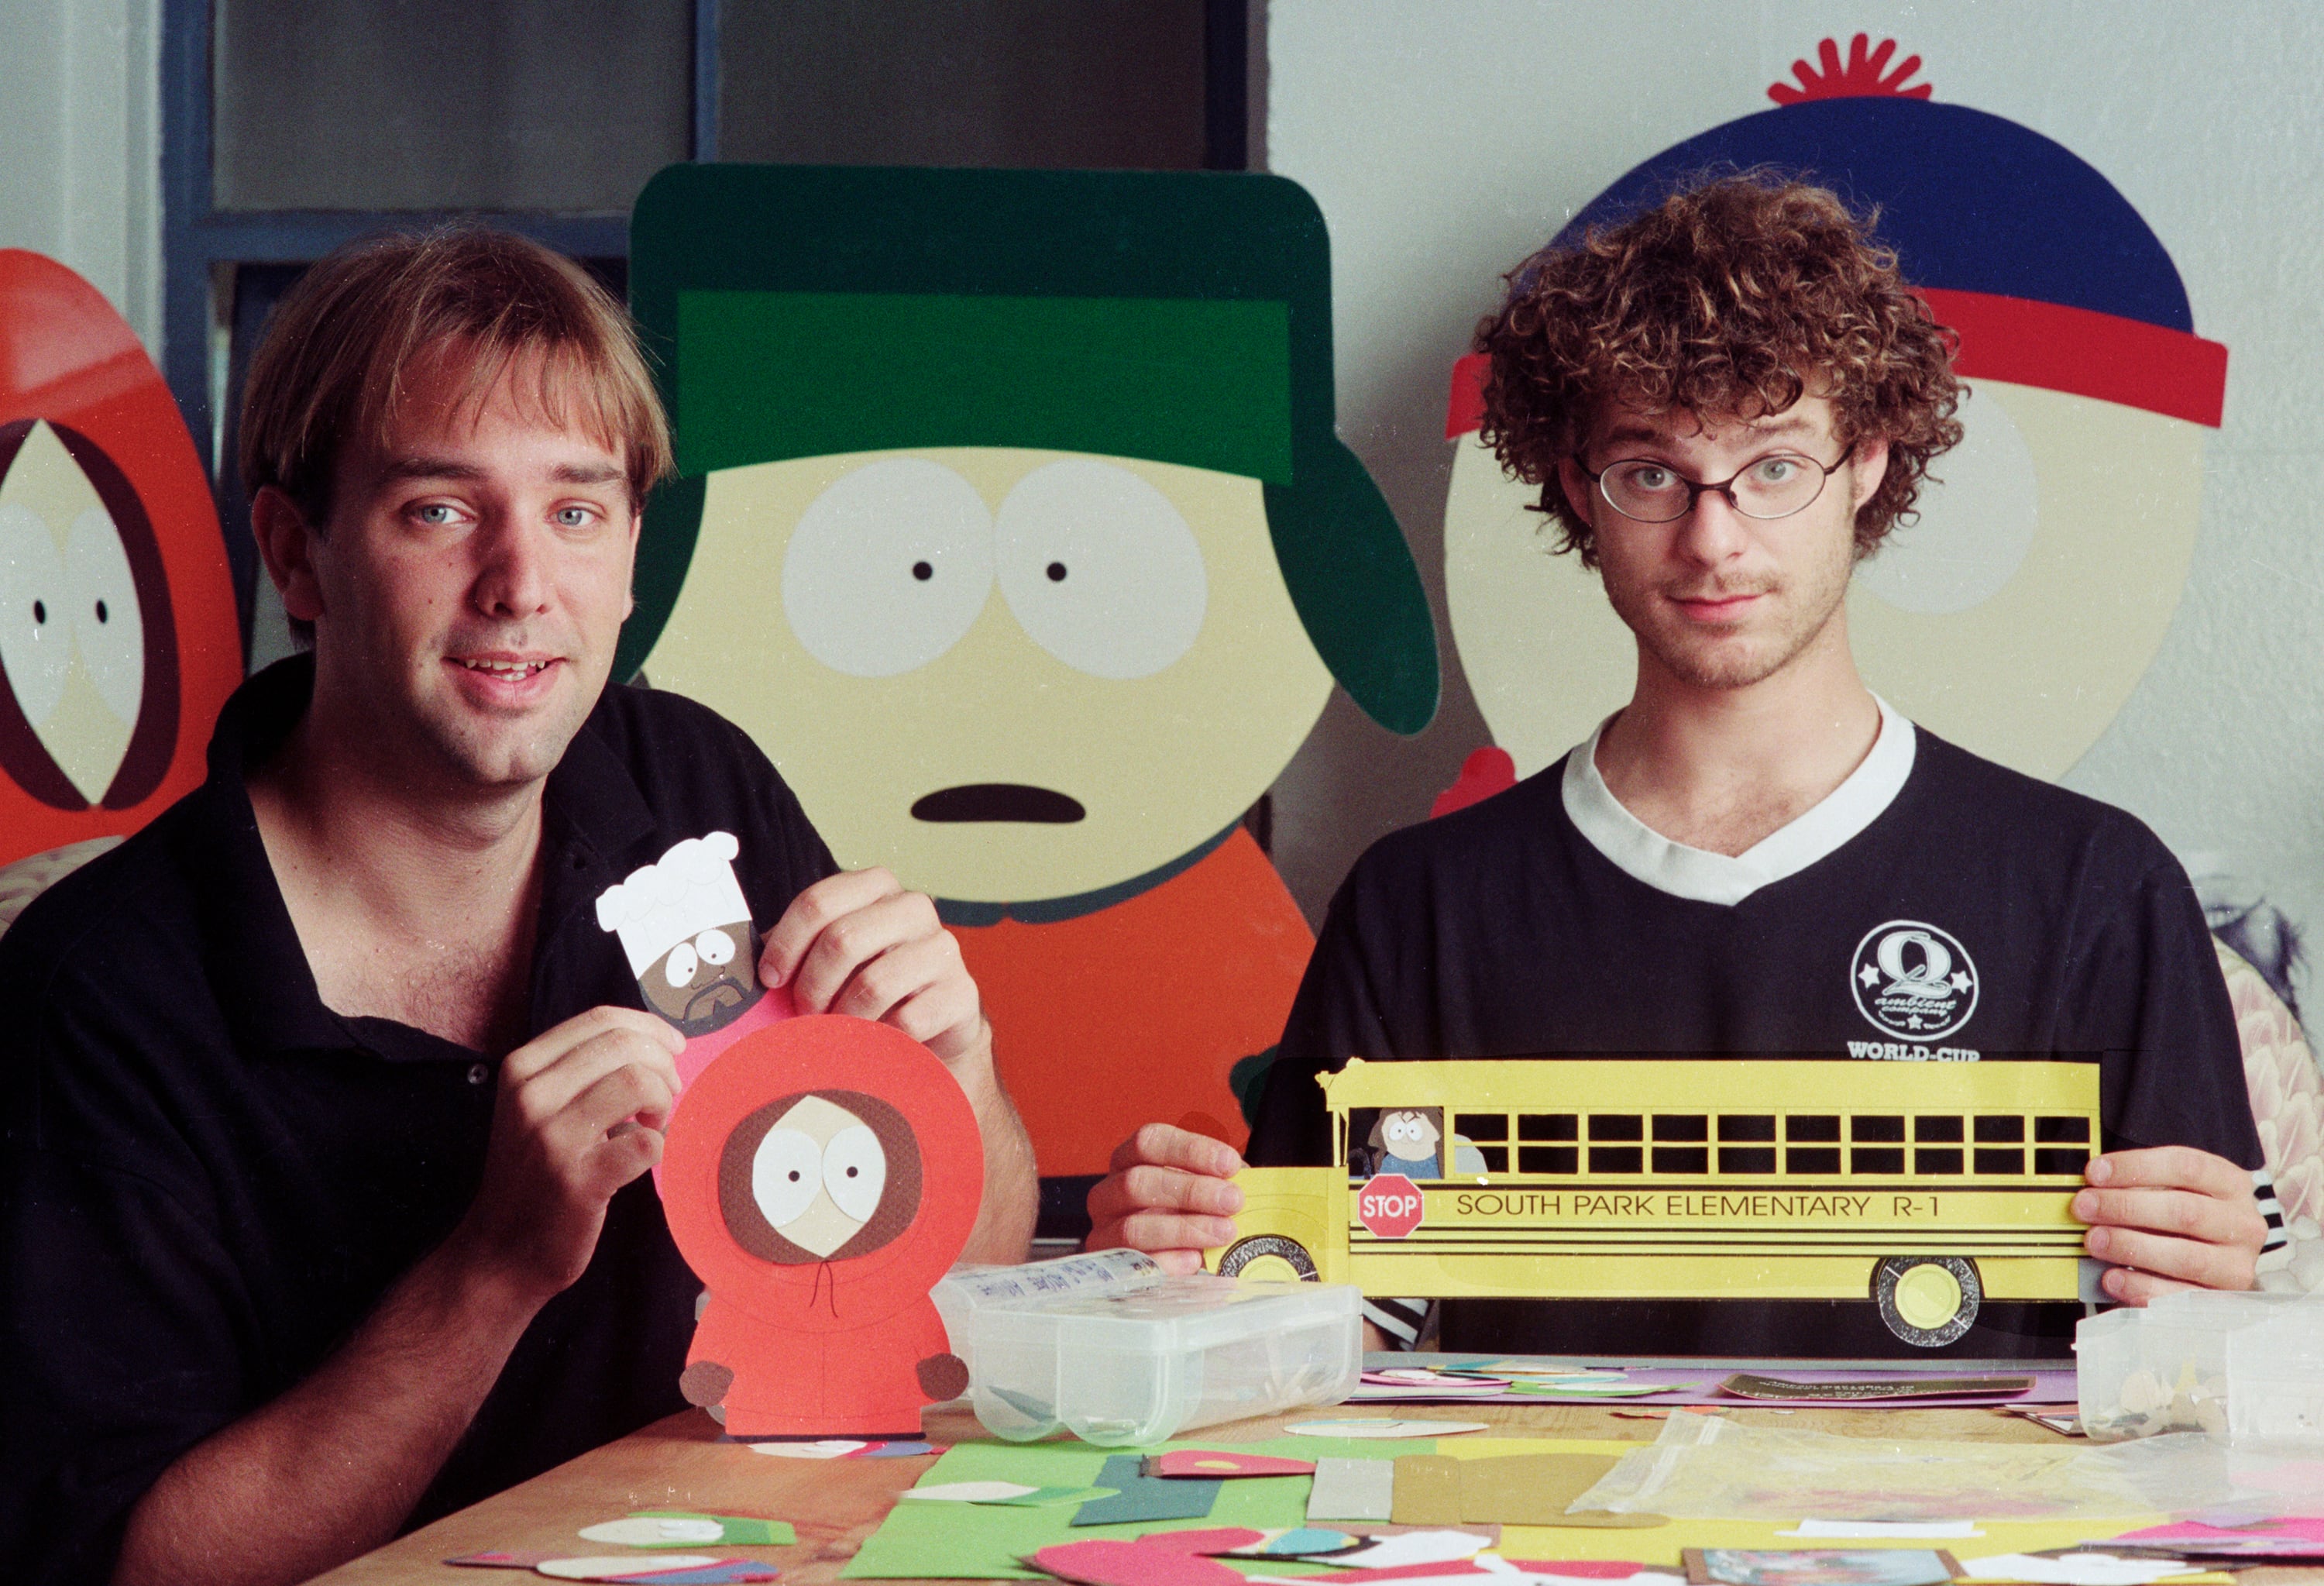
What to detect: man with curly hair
<box><xmin>1088</xmin><ymin>174</ymin><xmax>2276</xmax><ymax>1357</ymax></box>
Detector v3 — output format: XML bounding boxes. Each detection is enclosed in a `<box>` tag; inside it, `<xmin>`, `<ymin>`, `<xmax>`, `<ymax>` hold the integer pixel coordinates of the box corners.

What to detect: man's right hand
<box><xmin>448</xmin><ymin>1006</ymin><xmax>686</xmax><ymax>1302</ymax></box>
<box><xmin>1084</xmin><ymin>1124</ymin><xmax>1247</xmax><ymax>1275</ymax></box>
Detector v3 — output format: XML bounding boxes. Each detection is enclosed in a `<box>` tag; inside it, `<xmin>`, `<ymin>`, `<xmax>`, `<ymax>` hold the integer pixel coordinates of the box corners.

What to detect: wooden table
<box><xmin>315</xmin><ymin>1395</ymin><xmax>2324</xmax><ymax>1586</ymax></box>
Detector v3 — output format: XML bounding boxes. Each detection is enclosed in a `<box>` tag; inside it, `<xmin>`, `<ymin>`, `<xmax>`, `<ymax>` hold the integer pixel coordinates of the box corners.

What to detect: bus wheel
<box><xmin>1872</xmin><ymin>1255</ymin><xmax>1981</xmax><ymax>1347</ymax></box>
<box><xmin>1219</xmin><ymin>1234</ymin><xmax>1320</xmax><ymax>1282</ymax></box>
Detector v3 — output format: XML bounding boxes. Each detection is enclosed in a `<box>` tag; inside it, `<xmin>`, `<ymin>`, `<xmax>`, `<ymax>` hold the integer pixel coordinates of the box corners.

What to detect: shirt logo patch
<box><xmin>1852</xmin><ymin>920</ymin><xmax>1978</xmax><ymax>1041</ymax></box>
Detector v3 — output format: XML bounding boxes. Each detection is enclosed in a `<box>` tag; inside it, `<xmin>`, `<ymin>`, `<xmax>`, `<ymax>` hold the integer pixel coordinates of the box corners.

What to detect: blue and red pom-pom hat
<box><xmin>1446</xmin><ymin>36</ymin><xmax>2228</xmax><ymax>439</ymax></box>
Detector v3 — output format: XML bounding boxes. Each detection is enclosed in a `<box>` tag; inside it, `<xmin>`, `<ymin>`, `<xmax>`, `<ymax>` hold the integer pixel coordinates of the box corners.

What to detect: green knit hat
<box><xmin>621</xmin><ymin>164</ymin><xmax>1438</xmax><ymax>735</ymax></box>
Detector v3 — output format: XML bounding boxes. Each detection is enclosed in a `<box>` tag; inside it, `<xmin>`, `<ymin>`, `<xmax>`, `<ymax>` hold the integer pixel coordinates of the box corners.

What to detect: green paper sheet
<box><xmin>846</xmin><ymin>1436</ymin><xmax>1423</xmax><ymax>1580</ymax></box>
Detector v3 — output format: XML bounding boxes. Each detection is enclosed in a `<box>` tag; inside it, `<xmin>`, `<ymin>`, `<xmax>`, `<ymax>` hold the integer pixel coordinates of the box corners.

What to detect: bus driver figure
<box><xmin>1087</xmin><ymin>175</ymin><xmax>2281</xmax><ymax>1356</ymax></box>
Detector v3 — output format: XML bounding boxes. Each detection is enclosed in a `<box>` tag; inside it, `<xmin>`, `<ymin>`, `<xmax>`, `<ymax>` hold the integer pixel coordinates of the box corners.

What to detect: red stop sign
<box><xmin>1357</xmin><ymin>1173</ymin><xmax>1425</xmax><ymax>1239</ymax></box>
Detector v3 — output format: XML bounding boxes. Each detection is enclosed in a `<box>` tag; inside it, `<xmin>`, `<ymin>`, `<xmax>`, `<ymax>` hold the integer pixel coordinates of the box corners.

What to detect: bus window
<box><xmin>1852</xmin><ymin>1147</ymin><xmax>1906</xmax><ymax>1173</ymax></box>
<box><xmin>1590</xmin><ymin>1145</ymin><xmax>1644</xmax><ymax>1173</ymax></box>
<box><xmin>1590</xmin><ymin>1114</ymin><xmax>1643</xmax><ymax>1140</ymax></box>
<box><xmin>1456</xmin><ymin>1113</ymin><xmax>1509</xmax><ymax>1141</ymax></box>
<box><xmin>1653</xmin><ymin>1145</ymin><xmax>1710</xmax><ymax>1172</ymax></box>
<box><xmin>1915</xmin><ymin>1115</ymin><xmax>1965</xmax><ymax>1141</ymax></box>
<box><xmin>1975</xmin><ymin>1147</ymin><xmax>2026</xmax><ymax>1174</ymax></box>
<box><xmin>1519</xmin><ymin>1144</ymin><xmax>1578</xmax><ymax>1174</ymax></box>
<box><xmin>1789</xmin><ymin>1115</ymin><xmax>1841</xmax><ymax>1142</ymax></box>
<box><xmin>1975</xmin><ymin>1116</ymin><xmax>2026</xmax><ymax>1142</ymax></box>
<box><xmin>1653</xmin><ymin>1115</ymin><xmax>1709</xmax><ymax>1140</ymax></box>
<box><xmin>2035</xmin><ymin>1117</ymin><xmax>2091</xmax><ymax>1143</ymax></box>
<box><xmin>1518</xmin><ymin>1113</ymin><xmax>1578</xmax><ymax>1140</ymax></box>
<box><xmin>1719</xmin><ymin>1115</ymin><xmax>1777</xmax><ymax>1141</ymax></box>
<box><xmin>2035</xmin><ymin>1147</ymin><xmax>2089</xmax><ymax>1175</ymax></box>
<box><xmin>1788</xmin><ymin>1146</ymin><xmax>1841</xmax><ymax>1174</ymax></box>
<box><xmin>1916</xmin><ymin>1147</ymin><xmax>1965</xmax><ymax>1174</ymax></box>
<box><xmin>1853</xmin><ymin>1116</ymin><xmax>1906</xmax><ymax>1142</ymax></box>
<box><xmin>1719</xmin><ymin>1145</ymin><xmax>1777</xmax><ymax>1173</ymax></box>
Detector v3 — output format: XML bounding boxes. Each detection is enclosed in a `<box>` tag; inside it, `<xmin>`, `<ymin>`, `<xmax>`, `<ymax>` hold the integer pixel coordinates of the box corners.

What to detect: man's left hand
<box><xmin>758</xmin><ymin>868</ymin><xmax>988</xmax><ymax>1065</ymax></box>
<box><xmin>2075</xmin><ymin>1145</ymin><xmax>2268</xmax><ymax>1303</ymax></box>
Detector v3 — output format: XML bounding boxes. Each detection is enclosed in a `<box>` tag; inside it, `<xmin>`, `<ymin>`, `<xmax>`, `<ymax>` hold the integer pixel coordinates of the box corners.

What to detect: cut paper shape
<box><xmin>1780</xmin><ymin>1522</ymin><xmax>1983</xmax><ymax>1540</ymax></box>
<box><xmin>0</xmin><ymin>252</ymin><xmax>242</xmax><ymax>866</ymax></box>
<box><xmin>1232</xmin><ymin>1529</ymin><xmax>1361</xmax><ymax>1557</ymax></box>
<box><xmin>1028</xmin><ymin>1539</ymin><xmax>1244</xmax><ymax>1586</ymax></box>
<box><xmin>1724</xmin><ymin>1374</ymin><xmax>2030</xmax><ymax>1402</ymax></box>
<box><xmin>1309</xmin><ymin>1457</ymin><xmax>1397</xmax><ymax>1522</ymax></box>
<box><xmin>1505</xmin><ymin>1381</ymin><xmax>1686</xmax><ymax>1400</ymax></box>
<box><xmin>906</xmin><ymin>1482</ymin><xmax>1044</xmax><ymax>1503</ymax></box>
<box><xmin>1071</xmin><ymin>1456</ymin><xmax>1222</xmax><ymax>1526</ymax></box>
<box><xmin>628</xmin><ymin>166</ymin><xmax>1443</xmax><ymax>1188</ymax></box>
<box><xmin>1139</xmin><ymin>1529</ymin><xmax>1270</xmax><ymax>1555</ymax></box>
<box><xmin>1328</xmin><ymin>1530</ymin><xmax>1494</xmax><ymax>1571</ymax></box>
<box><xmin>1147</xmin><ymin>1451</ymin><xmax>1316</xmax><ymax>1479</ymax></box>
<box><xmin>1206</xmin><ymin>1058</ymin><xmax>2096</xmax><ymax>1347</ymax></box>
<box><xmin>535</xmin><ymin>1559</ymin><xmax>779</xmax><ymax>1584</ymax></box>
<box><xmin>661</xmin><ymin>1017</ymin><xmax>982</xmax><ymax>1439</ymax></box>
<box><xmin>750</xmin><ymin>1439</ymin><xmax>867</xmax><ymax>1458</ymax></box>
<box><xmin>864</xmin><ymin>1440</ymin><xmax>938</xmax><ymax>1457</ymax></box>
<box><xmin>1454</xmin><ymin>1452</ymin><xmax>1663</xmax><ymax>1528</ymax></box>
<box><xmin>2108</xmin><ymin>1516</ymin><xmax>2324</xmax><ymax>1557</ymax></box>
<box><xmin>989</xmin><ymin>1488</ymin><xmax>1122</xmax><ymax>1509</ymax></box>
<box><xmin>579</xmin><ymin>1513</ymin><xmax>796</xmax><ymax>1548</ymax></box>
<box><xmin>1391</xmin><ymin>1457</ymin><xmax>1464</xmax><ymax>1526</ymax></box>
<box><xmin>445</xmin><ymin>1551</ymin><xmax>562</xmax><ymax>1569</ymax></box>
<box><xmin>1683</xmin><ymin>1550</ymin><xmax>1962</xmax><ymax>1586</ymax></box>
<box><xmin>1960</xmin><ymin>1556</ymin><xmax>2206</xmax><ymax>1585</ymax></box>
<box><xmin>1287</xmin><ymin>1419</ymin><xmax>1487</xmax><ymax>1440</ymax></box>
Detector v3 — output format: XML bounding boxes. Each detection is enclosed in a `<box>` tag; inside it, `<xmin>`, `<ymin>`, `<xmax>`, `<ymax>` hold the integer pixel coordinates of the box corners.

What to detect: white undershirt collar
<box><xmin>1561</xmin><ymin>694</ymin><xmax>1917</xmax><ymax>906</ymax></box>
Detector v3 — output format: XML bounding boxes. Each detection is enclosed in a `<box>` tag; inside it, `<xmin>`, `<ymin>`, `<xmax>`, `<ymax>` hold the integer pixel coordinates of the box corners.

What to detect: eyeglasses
<box><xmin>1576</xmin><ymin>442</ymin><xmax>1856</xmax><ymax>524</ymax></box>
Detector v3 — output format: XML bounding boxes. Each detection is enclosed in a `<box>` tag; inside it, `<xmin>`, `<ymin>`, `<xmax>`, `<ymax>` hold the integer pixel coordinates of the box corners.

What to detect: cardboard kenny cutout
<box><xmin>1437</xmin><ymin>38</ymin><xmax>2228</xmax><ymax>808</ymax></box>
<box><xmin>0</xmin><ymin>252</ymin><xmax>241</xmax><ymax>863</ymax></box>
<box><xmin>625</xmin><ymin>167</ymin><xmax>1439</xmax><ymax>1182</ymax></box>
<box><xmin>662</xmin><ymin>1013</ymin><xmax>980</xmax><ymax>1438</ymax></box>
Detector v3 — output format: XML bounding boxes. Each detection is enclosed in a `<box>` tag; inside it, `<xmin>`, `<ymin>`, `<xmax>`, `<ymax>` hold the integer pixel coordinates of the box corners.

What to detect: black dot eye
<box><xmin>31</xmin><ymin>600</ymin><xmax>44</xmax><ymax>624</ymax></box>
<box><xmin>845</xmin><ymin>1165</ymin><xmax>858</xmax><ymax>1177</ymax></box>
<box><xmin>911</xmin><ymin>561</ymin><xmax>933</xmax><ymax>581</ymax></box>
<box><xmin>1046</xmin><ymin>562</ymin><xmax>1067</xmax><ymax>582</ymax></box>
<box><xmin>787</xmin><ymin>1170</ymin><xmax>801</xmax><ymax>1182</ymax></box>
<box><xmin>93</xmin><ymin>600</ymin><xmax>107</xmax><ymax>624</ymax></box>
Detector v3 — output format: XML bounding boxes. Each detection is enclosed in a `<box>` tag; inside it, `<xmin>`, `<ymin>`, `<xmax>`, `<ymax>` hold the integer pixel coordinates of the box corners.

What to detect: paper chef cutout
<box><xmin>597</xmin><ymin>831</ymin><xmax>765</xmax><ymax>1038</ymax></box>
<box><xmin>661</xmin><ymin>1014</ymin><xmax>982</xmax><ymax>1438</ymax></box>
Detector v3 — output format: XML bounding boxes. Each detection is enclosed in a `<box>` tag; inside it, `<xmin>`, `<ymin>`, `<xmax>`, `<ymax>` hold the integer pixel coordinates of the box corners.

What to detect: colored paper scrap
<box><xmin>2109</xmin><ymin>1515</ymin><xmax>2324</xmax><ymax>1554</ymax></box>
<box><xmin>1136</xmin><ymin>1528</ymin><xmax>1360</xmax><ymax>1559</ymax></box>
<box><xmin>1289</xmin><ymin>1419</ymin><xmax>1486</xmax><ymax>1440</ymax></box>
<box><xmin>1392</xmin><ymin>1457</ymin><xmax>1464</xmax><ymax>1526</ymax></box>
<box><xmin>1958</xmin><ymin>1554</ymin><xmax>2207</xmax><ymax>1584</ymax></box>
<box><xmin>1029</xmin><ymin>1539</ymin><xmax>1244</xmax><ymax>1586</ymax></box>
<box><xmin>1721</xmin><ymin>1374</ymin><xmax>2032</xmax><ymax>1403</ymax></box>
<box><xmin>1507</xmin><ymin>1381</ymin><xmax>1689</xmax><ymax>1399</ymax></box>
<box><xmin>1072</xmin><ymin>1457</ymin><xmax>1222</xmax><ymax>1526</ymax></box>
<box><xmin>1139</xmin><ymin>1529</ymin><xmax>1270</xmax><ymax>1555</ymax></box>
<box><xmin>1148</xmin><ymin>1451</ymin><xmax>1317</xmax><ymax>1479</ymax></box>
<box><xmin>536</xmin><ymin>1558</ymin><xmax>782</xmax><ymax>1584</ymax></box>
<box><xmin>864</xmin><ymin>1441</ymin><xmax>939</xmax><ymax>1457</ymax></box>
<box><xmin>1778</xmin><ymin>1522</ymin><xmax>1982</xmax><ymax>1540</ymax></box>
<box><xmin>991</xmin><ymin>1488</ymin><xmax>1122</xmax><ymax>1509</ymax></box>
<box><xmin>1309</xmin><ymin>1457</ymin><xmax>1397</xmax><ymax>1523</ymax></box>
<box><xmin>446</xmin><ymin>1551</ymin><xmax>561</xmax><ymax>1569</ymax></box>
<box><xmin>1236</xmin><ymin>1529</ymin><xmax>1361</xmax><ymax>1557</ymax></box>
<box><xmin>580</xmin><ymin>1513</ymin><xmax>796</xmax><ymax>1548</ymax></box>
<box><xmin>1456</xmin><ymin>1452</ymin><xmax>1663</xmax><ymax>1529</ymax></box>
<box><xmin>750</xmin><ymin>1440</ymin><xmax>866</xmax><ymax>1459</ymax></box>
<box><xmin>906</xmin><ymin>1482</ymin><xmax>1047</xmax><ymax>1503</ymax></box>
<box><xmin>1683</xmin><ymin>1549</ymin><xmax>1961</xmax><ymax>1586</ymax></box>
<box><xmin>1329</xmin><ymin>1530</ymin><xmax>1494</xmax><ymax>1571</ymax></box>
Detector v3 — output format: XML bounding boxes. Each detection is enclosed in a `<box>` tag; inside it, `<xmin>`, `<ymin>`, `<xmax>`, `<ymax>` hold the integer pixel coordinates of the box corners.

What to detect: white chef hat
<box><xmin>594</xmin><ymin>831</ymin><xmax>752</xmax><ymax>978</ymax></box>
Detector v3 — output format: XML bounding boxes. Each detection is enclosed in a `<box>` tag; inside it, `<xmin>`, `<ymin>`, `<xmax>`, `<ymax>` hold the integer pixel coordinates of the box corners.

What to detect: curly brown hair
<box><xmin>1474</xmin><ymin>173</ymin><xmax>1962</xmax><ymax>567</ymax></box>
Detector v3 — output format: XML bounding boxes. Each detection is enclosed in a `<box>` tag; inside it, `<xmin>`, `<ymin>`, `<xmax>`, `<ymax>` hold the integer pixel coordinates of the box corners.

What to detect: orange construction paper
<box><xmin>662</xmin><ymin>1016</ymin><xmax>982</xmax><ymax>1438</ymax></box>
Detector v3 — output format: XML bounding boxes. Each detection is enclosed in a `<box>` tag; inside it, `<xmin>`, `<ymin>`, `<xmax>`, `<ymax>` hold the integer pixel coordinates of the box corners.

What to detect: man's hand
<box><xmin>1085</xmin><ymin>1123</ymin><xmax>1247</xmax><ymax>1274</ymax></box>
<box><xmin>761</xmin><ymin>868</ymin><xmax>986</xmax><ymax>1062</ymax></box>
<box><xmin>2075</xmin><ymin>1145</ymin><xmax>2268</xmax><ymax>1304</ymax></box>
<box><xmin>447</xmin><ymin>1006</ymin><xmax>685</xmax><ymax>1304</ymax></box>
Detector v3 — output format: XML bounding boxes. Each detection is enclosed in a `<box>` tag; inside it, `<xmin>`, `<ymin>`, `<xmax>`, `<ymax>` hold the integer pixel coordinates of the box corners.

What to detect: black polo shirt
<box><xmin>0</xmin><ymin>656</ymin><xmax>836</xmax><ymax>1585</ymax></box>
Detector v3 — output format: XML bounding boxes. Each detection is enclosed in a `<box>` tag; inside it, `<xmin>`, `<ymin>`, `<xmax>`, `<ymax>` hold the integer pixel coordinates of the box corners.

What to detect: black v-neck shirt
<box><xmin>0</xmin><ymin>658</ymin><xmax>834</xmax><ymax>1584</ymax></box>
<box><xmin>1247</xmin><ymin>727</ymin><xmax>2264</xmax><ymax>1358</ymax></box>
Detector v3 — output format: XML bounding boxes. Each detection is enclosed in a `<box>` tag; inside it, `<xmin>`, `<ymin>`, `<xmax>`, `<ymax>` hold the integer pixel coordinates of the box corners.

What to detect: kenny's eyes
<box><xmin>993</xmin><ymin>459</ymin><xmax>1206</xmax><ymax>679</ymax></box>
<box><xmin>0</xmin><ymin>501</ymin><xmax>73</xmax><ymax>728</ymax></box>
<box><xmin>65</xmin><ymin>505</ymin><xmax>144</xmax><ymax>724</ymax></box>
<box><xmin>783</xmin><ymin>458</ymin><xmax>995</xmax><ymax>678</ymax></box>
<box><xmin>751</xmin><ymin>1127</ymin><xmax>823</xmax><ymax>1228</ymax></box>
<box><xmin>823</xmin><ymin>1123</ymin><xmax>887</xmax><ymax>1222</ymax></box>
<box><xmin>694</xmin><ymin>927</ymin><xmax>736</xmax><ymax>966</ymax></box>
<box><xmin>662</xmin><ymin>941</ymin><xmax>699</xmax><ymax>987</ymax></box>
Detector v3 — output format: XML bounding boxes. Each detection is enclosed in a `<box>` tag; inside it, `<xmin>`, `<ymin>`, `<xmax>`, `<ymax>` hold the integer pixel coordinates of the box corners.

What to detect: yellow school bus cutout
<box><xmin>1203</xmin><ymin>1057</ymin><xmax>2099</xmax><ymax>1347</ymax></box>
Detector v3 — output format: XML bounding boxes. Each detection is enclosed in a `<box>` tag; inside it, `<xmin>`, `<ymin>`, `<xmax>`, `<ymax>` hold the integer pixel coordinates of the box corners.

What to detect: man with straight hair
<box><xmin>1086</xmin><ymin>175</ymin><xmax>2278</xmax><ymax>1356</ymax></box>
<box><xmin>0</xmin><ymin>229</ymin><xmax>1035</xmax><ymax>1586</ymax></box>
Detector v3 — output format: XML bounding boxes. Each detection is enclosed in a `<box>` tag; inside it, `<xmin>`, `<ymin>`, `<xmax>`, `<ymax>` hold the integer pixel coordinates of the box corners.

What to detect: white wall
<box><xmin>0</xmin><ymin>0</ymin><xmax>163</xmax><ymax>356</ymax></box>
<box><xmin>1263</xmin><ymin>0</ymin><xmax>2324</xmax><ymax>1007</ymax></box>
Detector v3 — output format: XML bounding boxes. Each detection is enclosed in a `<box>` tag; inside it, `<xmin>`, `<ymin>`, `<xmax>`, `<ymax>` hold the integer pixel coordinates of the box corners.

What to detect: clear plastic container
<box><xmin>2225</xmin><ymin>1303</ymin><xmax>2324</xmax><ymax>1446</ymax></box>
<box><xmin>2076</xmin><ymin>1290</ymin><xmax>2319</xmax><ymax>1441</ymax></box>
<box><xmin>961</xmin><ymin>1274</ymin><xmax>1361</xmax><ymax>1446</ymax></box>
<box><xmin>933</xmin><ymin>1249</ymin><xmax>1167</xmax><ymax>1378</ymax></box>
